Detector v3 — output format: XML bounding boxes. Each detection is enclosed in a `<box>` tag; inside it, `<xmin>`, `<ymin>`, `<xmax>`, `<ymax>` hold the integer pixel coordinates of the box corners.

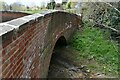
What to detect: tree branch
<box><xmin>104</xmin><ymin>2</ymin><xmax>120</xmax><ymax>13</ymax></box>
<box><xmin>95</xmin><ymin>22</ymin><xmax>120</xmax><ymax>34</ymax></box>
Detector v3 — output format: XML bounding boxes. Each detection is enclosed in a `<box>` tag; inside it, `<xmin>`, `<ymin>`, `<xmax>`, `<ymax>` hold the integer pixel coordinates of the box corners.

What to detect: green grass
<box><xmin>70</xmin><ymin>21</ymin><xmax>119</xmax><ymax>77</ymax></box>
<box><xmin>23</xmin><ymin>9</ymin><xmax>49</xmax><ymax>14</ymax></box>
<box><xmin>23</xmin><ymin>9</ymin><xmax>77</xmax><ymax>14</ymax></box>
<box><xmin>65</xmin><ymin>9</ymin><xmax>76</xmax><ymax>13</ymax></box>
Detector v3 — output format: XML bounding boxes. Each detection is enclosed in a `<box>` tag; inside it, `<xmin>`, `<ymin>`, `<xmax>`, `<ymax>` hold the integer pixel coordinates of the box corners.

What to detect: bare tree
<box><xmin>0</xmin><ymin>1</ymin><xmax>9</xmax><ymax>11</ymax></box>
<box><xmin>81</xmin><ymin>2</ymin><xmax>120</xmax><ymax>39</ymax></box>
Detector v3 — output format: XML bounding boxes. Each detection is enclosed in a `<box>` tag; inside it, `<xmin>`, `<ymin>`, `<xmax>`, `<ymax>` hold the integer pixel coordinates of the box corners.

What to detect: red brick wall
<box><xmin>0</xmin><ymin>11</ymin><xmax>81</xmax><ymax>78</ymax></box>
<box><xmin>0</xmin><ymin>11</ymin><xmax>30</xmax><ymax>23</ymax></box>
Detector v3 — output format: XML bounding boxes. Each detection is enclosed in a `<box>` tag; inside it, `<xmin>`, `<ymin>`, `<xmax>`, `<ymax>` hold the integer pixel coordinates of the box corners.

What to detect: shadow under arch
<box><xmin>54</xmin><ymin>36</ymin><xmax>67</xmax><ymax>49</ymax></box>
<box><xmin>47</xmin><ymin>36</ymin><xmax>67</xmax><ymax>78</ymax></box>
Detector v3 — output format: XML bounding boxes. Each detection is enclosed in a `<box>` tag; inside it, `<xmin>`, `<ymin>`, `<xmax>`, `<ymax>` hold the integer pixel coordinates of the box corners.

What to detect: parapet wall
<box><xmin>0</xmin><ymin>11</ymin><xmax>30</xmax><ymax>23</ymax></box>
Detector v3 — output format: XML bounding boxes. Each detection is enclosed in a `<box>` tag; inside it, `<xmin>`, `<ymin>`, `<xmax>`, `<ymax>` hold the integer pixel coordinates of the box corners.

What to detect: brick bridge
<box><xmin>0</xmin><ymin>10</ymin><xmax>81</xmax><ymax>78</ymax></box>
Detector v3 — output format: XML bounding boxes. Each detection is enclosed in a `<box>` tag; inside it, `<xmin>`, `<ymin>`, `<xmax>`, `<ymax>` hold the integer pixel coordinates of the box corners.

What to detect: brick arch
<box><xmin>0</xmin><ymin>10</ymin><xmax>81</xmax><ymax>78</ymax></box>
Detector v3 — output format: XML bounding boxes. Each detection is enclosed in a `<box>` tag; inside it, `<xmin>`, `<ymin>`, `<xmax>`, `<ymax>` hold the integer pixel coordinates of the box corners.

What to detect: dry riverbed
<box><xmin>47</xmin><ymin>46</ymin><xmax>116</xmax><ymax>79</ymax></box>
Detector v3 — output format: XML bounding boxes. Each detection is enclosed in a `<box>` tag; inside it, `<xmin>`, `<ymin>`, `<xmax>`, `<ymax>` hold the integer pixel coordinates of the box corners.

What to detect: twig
<box><xmin>95</xmin><ymin>22</ymin><xmax>120</xmax><ymax>34</ymax></box>
<box><xmin>104</xmin><ymin>2</ymin><xmax>120</xmax><ymax>13</ymax></box>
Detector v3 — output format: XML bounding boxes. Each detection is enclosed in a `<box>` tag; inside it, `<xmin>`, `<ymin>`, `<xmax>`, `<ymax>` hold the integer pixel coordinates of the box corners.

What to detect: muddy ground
<box><xmin>47</xmin><ymin>46</ymin><xmax>113</xmax><ymax>79</ymax></box>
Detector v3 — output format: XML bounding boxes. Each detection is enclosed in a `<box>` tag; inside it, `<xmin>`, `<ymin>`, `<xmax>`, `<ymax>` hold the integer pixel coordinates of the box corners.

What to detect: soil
<box><xmin>47</xmin><ymin>46</ymin><xmax>110</xmax><ymax>79</ymax></box>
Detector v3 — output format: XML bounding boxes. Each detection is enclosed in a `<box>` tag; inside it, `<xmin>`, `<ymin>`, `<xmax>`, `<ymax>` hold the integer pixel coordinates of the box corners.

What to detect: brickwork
<box><xmin>0</xmin><ymin>11</ymin><xmax>30</xmax><ymax>23</ymax></box>
<box><xmin>0</xmin><ymin>10</ymin><xmax>81</xmax><ymax>78</ymax></box>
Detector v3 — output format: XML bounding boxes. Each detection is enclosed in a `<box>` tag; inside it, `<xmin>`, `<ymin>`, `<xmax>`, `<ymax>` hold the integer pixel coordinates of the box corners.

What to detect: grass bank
<box><xmin>70</xmin><ymin>21</ymin><xmax>119</xmax><ymax>77</ymax></box>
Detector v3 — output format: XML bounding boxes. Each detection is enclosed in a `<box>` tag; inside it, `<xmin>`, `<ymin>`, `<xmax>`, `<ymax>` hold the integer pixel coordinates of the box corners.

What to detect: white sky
<box><xmin>1</xmin><ymin>0</ymin><xmax>63</xmax><ymax>7</ymax></box>
<box><xmin>1</xmin><ymin>0</ymin><xmax>119</xmax><ymax>6</ymax></box>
